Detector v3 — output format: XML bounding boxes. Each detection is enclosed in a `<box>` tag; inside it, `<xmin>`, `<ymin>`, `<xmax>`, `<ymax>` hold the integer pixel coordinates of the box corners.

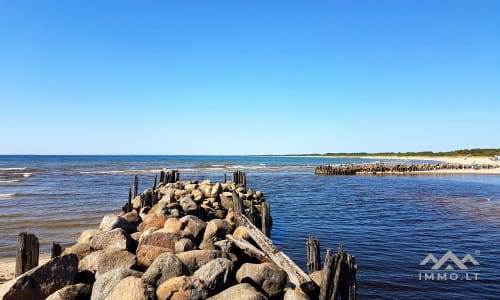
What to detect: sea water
<box><xmin>0</xmin><ymin>155</ymin><xmax>499</xmax><ymax>298</ymax></box>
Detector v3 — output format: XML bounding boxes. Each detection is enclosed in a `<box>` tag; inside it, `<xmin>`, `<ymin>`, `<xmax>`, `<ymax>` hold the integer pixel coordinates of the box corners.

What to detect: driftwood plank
<box><xmin>226</xmin><ymin>234</ymin><xmax>272</xmax><ymax>263</ymax></box>
<box><xmin>235</xmin><ymin>213</ymin><xmax>318</xmax><ymax>297</ymax></box>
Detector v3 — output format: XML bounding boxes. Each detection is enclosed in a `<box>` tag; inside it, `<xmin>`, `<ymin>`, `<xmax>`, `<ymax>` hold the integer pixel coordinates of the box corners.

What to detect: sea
<box><xmin>0</xmin><ymin>155</ymin><xmax>499</xmax><ymax>299</ymax></box>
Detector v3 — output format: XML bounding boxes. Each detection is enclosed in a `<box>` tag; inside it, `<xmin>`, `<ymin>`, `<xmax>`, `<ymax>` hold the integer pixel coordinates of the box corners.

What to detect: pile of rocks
<box><xmin>0</xmin><ymin>179</ymin><xmax>317</xmax><ymax>300</ymax></box>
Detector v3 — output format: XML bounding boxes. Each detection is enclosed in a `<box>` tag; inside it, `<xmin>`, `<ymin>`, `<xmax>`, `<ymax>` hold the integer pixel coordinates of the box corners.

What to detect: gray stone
<box><xmin>175</xmin><ymin>238</ymin><xmax>196</xmax><ymax>253</ymax></box>
<box><xmin>179</xmin><ymin>195</ymin><xmax>199</xmax><ymax>215</ymax></box>
<box><xmin>200</xmin><ymin>219</ymin><xmax>234</xmax><ymax>250</ymax></box>
<box><xmin>79</xmin><ymin>249</ymin><xmax>136</xmax><ymax>278</ymax></box>
<box><xmin>121</xmin><ymin>210</ymin><xmax>141</xmax><ymax>224</ymax></box>
<box><xmin>179</xmin><ymin>215</ymin><xmax>206</xmax><ymax>243</ymax></box>
<box><xmin>87</xmin><ymin>228</ymin><xmax>134</xmax><ymax>251</ymax></box>
<box><xmin>207</xmin><ymin>283</ymin><xmax>267</xmax><ymax>300</ymax></box>
<box><xmin>176</xmin><ymin>250</ymin><xmax>228</xmax><ymax>274</ymax></box>
<box><xmin>235</xmin><ymin>262</ymin><xmax>287</xmax><ymax>299</ymax></box>
<box><xmin>61</xmin><ymin>243</ymin><xmax>93</xmax><ymax>261</ymax></box>
<box><xmin>193</xmin><ymin>258</ymin><xmax>233</xmax><ymax>295</ymax></box>
<box><xmin>142</xmin><ymin>252</ymin><xmax>186</xmax><ymax>287</ymax></box>
<box><xmin>99</xmin><ymin>214</ymin><xmax>136</xmax><ymax>233</ymax></box>
<box><xmin>90</xmin><ymin>268</ymin><xmax>143</xmax><ymax>300</ymax></box>
<box><xmin>45</xmin><ymin>283</ymin><xmax>92</xmax><ymax>300</ymax></box>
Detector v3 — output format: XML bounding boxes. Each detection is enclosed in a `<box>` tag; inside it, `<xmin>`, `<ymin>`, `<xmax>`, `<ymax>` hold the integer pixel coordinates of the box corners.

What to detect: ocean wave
<box><xmin>0</xmin><ymin>167</ymin><xmax>26</xmax><ymax>171</ymax></box>
<box><xmin>0</xmin><ymin>180</ymin><xmax>20</xmax><ymax>183</ymax></box>
<box><xmin>79</xmin><ymin>169</ymin><xmax>165</xmax><ymax>175</ymax></box>
<box><xmin>0</xmin><ymin>193</ymin><xmax>16</xmax><ymax>198</ymax></box>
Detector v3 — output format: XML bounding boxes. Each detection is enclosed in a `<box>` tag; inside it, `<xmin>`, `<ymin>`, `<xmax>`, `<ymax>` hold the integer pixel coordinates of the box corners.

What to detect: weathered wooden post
<box><xmin>159</xmin><ymin>170</ymin><xmax>165</xmax><ymax>184</ymax></box>
<box><xmin>15</xmin><ymin>232</ymin><xmax>39</xmax><ymax>277</ymax></box>
<box><xmin>232</xmin><ymin>192</ymin><xmax>243</xmax><ymax>227</ymax></box>
<box><xmin>127</xmin><ymin>187</ymin><xmax>132</xmax><ymax>212</ymax></box>
<box><xmin>319</xmin><ymin>248</ymin><xmax>334</xmax><ymax>300</ymax></box>
<box><xmin>51</xmin><ymin>242</ymin><xmax>62</xmax><ymax>259</ymax></box>
<box><xmin>174</xmin><ymin>170</ymin><xmax>179</xmax><ymax>182</ymax></box>
<box><xmin>224</xmin><ymin>173</ymin><xmax>227</xmax><ymax>183</ymax></box>
<box><xmin>261</xmin><ymin>201</ymin><xmax>271</xmax><ymax>237</ymax></box>
<box><xmin>331</xmin><ymin>244</ymin><xmax>344</xmax><ymax>299</ymax></box>
<box><xmin>307</xmin><ymin>236</ymin><xmax>321</xmax><ymax>274</ymax></box>
<box><xmin>133</xmin><ymin>175</ymin><xmax>139</xmax><ymax>198</ymax></box>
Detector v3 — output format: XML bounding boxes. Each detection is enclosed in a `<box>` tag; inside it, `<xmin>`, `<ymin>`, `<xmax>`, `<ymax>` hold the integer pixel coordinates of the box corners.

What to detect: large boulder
<box><xmin>156</xmin><ymin>276</ymin><xmax>208</xmax><ymax>300</ymax></box>
<box><xmin>136</xmin><ymin>245</ymin><xmax>172</xmax><ymax>269</ymax></box>
<box><xmin>137</xmin><ymin>214</ymin><xmax>167</xmax><ymax>232</ymax></box>
<box><xmin>45</xmin><ymin>283</ymin><xmax>92</xmax><ymax>300</ymax></box>
<box><xmin>179</xmin><ymin>195</ymin><xmax>199</xmax><ymax>215</ymax></box>
<box><xmin>61</xmin><ymin>243</ymin><xmax>93</xmax><ymax>261</ymax></box>
<box><xmin>179</xmin><ymin>215</ymin><xmax>206</xmax><ymax>244</ymax></box>
<box><xmin>90</xmin><ymin>268</ymin><xmax>143</xmax><ymax>300</ymax></box>
<box><xmin>99</xmin><ymin>214</ymin><xmax>136</xmax><ymax>233</ymax></box>
<box><xmin>176</xmin><ymin>250</ymin><xmax>228</xmax><ymax>274</ymax></box>
<box><xmin>147</xmin><ymin>203</ymin><xmax>169</xmax><ymax>217</ymax></box>
<box><xmin>79</xmin><ymin>249</ymin><xmax>136</xmax><ymax>278</ymax></box>
<box><xmin>235</xmin><ymin>263</ymin><xmax>287</xmax><ymax>299</ymax></box>
<box><xmin>207</xmin><ymin>283</ymin><xmax>267</xmax><ymax>300</ymax></box>
<box><xmin>175</xmin><ymin>238</ymin><xmax>196</xmax><ymax>253</ymax></box>
<box><xmin>87</xmin><ymin>228</ymin><xmax>135</xmax><ymax>251</ymax></box>
<box><xmin>138</xmin><ymin>230</ymin><xmax>184</xmax><ymax>251</ymax></box>
<box><xmin>193</xmin><ymin>258</ymin><xmax>233</xmax><ymax>295</ymax></box>
<box><xmin>199</xmin><ymin>219</ymin><xmax>234</xmax><ymax>250</ymax></box>
<box><xmin>0</xmin><ymin>254</ymin><xmax>78</xmax><ymax>300</ymax></box>
<box><xmin>121</xmin><ymin>210</ymin><xmax>141</xmax><ymax>224</ymax></box>
<box><xmin>108</xmin><ymin>276</ymin><xmax>155</xmax><ymax>300</ymax></box>
<box><xmin>142</xmin><ymin>252</ymin><xmax>186</xmax><ymax>287</ymax></box>
<box><xmin>77</xmin><ymin>230</ymin><xmax>100</xmax><ymax>244</ymax></box>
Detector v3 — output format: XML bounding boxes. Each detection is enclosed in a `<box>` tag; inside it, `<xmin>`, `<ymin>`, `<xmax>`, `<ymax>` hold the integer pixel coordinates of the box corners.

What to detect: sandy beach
<box><xmin>0</xmin><ymin>255</ymin><xmax>50</xmax><ymax>286</ymax></box>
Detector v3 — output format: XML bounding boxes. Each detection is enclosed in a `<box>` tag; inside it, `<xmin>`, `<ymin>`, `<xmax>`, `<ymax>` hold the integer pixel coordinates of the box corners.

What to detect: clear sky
<box><xmin>1</xmin><ymin>1</ymin><xmax>499</xmax><ymax>155</ymax></box>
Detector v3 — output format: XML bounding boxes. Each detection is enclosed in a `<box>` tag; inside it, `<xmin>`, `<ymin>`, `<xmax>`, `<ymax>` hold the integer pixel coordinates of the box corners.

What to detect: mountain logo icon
<box><xmin>420</xmin><ymin>251</ymin><xmax>479</xmax><ymax>270</ymax></box>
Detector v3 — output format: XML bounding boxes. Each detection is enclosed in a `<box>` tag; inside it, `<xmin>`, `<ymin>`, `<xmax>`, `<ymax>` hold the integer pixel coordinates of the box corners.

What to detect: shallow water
<box><xmin>0</xmin><ymin>155</ymin><xmax>499</xmax><ymax>298</ymax></box>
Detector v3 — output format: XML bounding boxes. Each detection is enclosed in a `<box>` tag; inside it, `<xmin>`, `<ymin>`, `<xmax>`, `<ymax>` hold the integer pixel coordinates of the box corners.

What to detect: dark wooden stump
<box><xmin>15</xmin><ymin>232</ymin><xmax>39</xmax><ymax>277</ymax></box>
<box><xmin>51</xmin><ymin>242</ymin><xmax>62</xmax><ymax>258</ymax></box>
<box><xmin>133</xmin><ymin>175</ymin><xmax>139</xmax><ymax>198</ymax></box>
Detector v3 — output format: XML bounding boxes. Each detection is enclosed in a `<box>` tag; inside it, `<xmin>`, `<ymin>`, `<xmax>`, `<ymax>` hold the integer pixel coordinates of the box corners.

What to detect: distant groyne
<box><xmin>315</xmin><ymin>163</ymin><xmax>499</xmax><ymax>176</ymax></box>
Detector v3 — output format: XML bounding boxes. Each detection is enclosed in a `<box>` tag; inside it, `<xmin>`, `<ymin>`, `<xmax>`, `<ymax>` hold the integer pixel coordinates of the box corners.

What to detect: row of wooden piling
<box><xmin>315</xmin><ymin>162</ymin><xmax>499</xmax><ymax>176</ymax></box>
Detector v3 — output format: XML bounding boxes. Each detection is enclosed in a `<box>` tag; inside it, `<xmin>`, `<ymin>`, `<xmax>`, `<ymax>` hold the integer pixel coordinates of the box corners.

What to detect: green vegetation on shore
<box><xmin>287</xmin><ymin>148</ymin><xmax>500</xmax><ymax>157</ymax></box>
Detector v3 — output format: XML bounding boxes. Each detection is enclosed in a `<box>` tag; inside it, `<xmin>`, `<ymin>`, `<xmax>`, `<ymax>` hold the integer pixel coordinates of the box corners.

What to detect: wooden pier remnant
<box><xmin>235</xmin><ymin>212</ymin><xmax>319</xmax><ymax>297</ymax></box>
<box><xmin>319</xmin><ymin>244</ymin><xmax>357</xmax><ymax>300</ymax></box>
<box><xmin>15</xmin><ymin>232</ymin><xmax>39</xmax><ymax>277</ymax></box>
<box><xmin>307</xmin><ymin>235</ymin><xmax>321</xmax><ymax>274</ymax></box>
<box><xmin>315</xmin><ymin>162</ymin><xmax>498</xmax><ymax>176</ymax></box>
<box><xmin>233</xmin><ymin>170</ymin><xmax>246</xmax><ymax>188</ymax></box>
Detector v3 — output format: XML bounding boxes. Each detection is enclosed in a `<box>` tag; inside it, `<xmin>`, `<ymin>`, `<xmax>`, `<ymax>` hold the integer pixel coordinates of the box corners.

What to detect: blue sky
<box><xmin>1</xmin><ymin>1</ymin><xmax>498</xmax><ymax>154</ymax></box>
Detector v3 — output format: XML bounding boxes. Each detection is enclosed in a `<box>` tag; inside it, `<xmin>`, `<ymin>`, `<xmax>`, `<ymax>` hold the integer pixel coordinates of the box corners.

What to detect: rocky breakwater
<box><xmin>1</xmin><ymin>176</ymin><xmax>327</xmax><ymax>300</ymax></box>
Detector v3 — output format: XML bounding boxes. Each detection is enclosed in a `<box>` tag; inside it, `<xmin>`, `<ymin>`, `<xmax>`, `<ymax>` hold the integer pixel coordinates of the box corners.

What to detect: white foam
<box><xmin>0</xmin><ymin>180</ymin><xmax>20</xmax><ymax>183</ymax></box>
<box><xmin>0</xmin><ymin>193</ymin><xmax>15</xmax><ymax>198</ymax></box>
<box><xmin>0</xmin><ymin>167</ymin><xmax>26</xmax><ymax>171</ymax></box>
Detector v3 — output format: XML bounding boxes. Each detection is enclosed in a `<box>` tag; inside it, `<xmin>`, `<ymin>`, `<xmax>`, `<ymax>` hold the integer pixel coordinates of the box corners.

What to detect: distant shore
<box><xmin>290</xmin><ymin>155</ymin><xmax>500</xmax><ymax>175</ymax></box>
